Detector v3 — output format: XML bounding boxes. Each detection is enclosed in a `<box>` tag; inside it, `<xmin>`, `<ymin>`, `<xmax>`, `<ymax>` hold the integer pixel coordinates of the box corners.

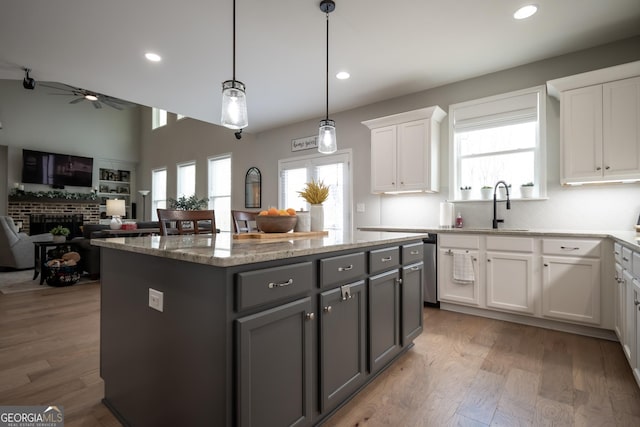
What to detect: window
<box><xmin>151</xmin><ymin>168</ymin><xmax>167</xmax><ymax>221</ymax></box>
<box><xmin>279</xmin><ymin>151</ymin><xmax>351</xmax><ymax>232</ymax></box>
<box><xmin>152</xmin><ymin>108</ymin><xmax>167</xmax><ymax>129</ymax></box>
<box><xmin>208</xmin><ymin>154</ymin><xmax>231</xmax><ymax>232</ymax></box>
<box><xmin>449</xmin><ymin>86</ymin><xmax>546</xmax><ymax>200</ymax></box>
<box><xmin>177</xmin><ymin>161</ymin><xmax>196</xmax><ymax>198</ymax></box>
<box><xmin>177</xmin><ymin>114</ymin><xmax>186</xmax><ymax>120</ymax></box>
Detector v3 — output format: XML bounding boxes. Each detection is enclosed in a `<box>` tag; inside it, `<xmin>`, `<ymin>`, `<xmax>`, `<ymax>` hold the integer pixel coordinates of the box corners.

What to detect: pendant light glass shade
<box><xmin>221</xmin><ymin>80</ymin><xmax>248</xmax><ymax>129</ymax></box>
<box><xmin>318</xmin><ymin>119</ymin><xmax>337</xmax><ymax>154</ymax></box>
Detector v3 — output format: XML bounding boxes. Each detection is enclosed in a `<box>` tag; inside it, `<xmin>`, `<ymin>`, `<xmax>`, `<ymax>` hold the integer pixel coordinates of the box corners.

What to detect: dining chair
<box><xmin>231</xmin><ymin>210</ymin><xmax>259</xmax><ymax>233</ymax></box>
<box><xmin>157</xmin><ymin>209</ymin><xmax>216</xmax><ymax>236</ymax></box>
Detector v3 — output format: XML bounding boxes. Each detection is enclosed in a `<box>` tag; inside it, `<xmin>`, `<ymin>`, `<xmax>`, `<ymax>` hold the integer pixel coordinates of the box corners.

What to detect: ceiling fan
<box><xmin>39</xmin><ymin>82</ymin><xmax>135</xmax><ymax>110</ymax></box>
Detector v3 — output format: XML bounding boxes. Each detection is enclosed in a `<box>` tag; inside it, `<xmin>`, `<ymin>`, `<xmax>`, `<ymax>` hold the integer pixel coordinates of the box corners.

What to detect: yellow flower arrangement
<box><xmin>297</xmin><ymin>179</ymin><xmax>330</xmax><ymax>205</ymax></box>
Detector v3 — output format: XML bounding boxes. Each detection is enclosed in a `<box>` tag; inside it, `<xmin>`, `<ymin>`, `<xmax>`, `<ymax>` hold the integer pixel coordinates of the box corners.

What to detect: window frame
<box><xmin>278</xmin><ymin>149</ymin><xmax>352</xmax><ymax>233</ymax></box>
<box><xmin>152</xmin><ymin>108</ymin><xmax>167</xmax><ymax>130</ymax></box>
<box><xmin>448</xmin><ymin>85</ymin><xmax>547</xmax><ymax>201</ymax></box>
<box><xmin>208</xmin><ymin>153</ymin><xmax>232</xmax><ymax>232</ymax></box>
<box><xmin>176</xmin><ymin>160</ymin><xmax>196</xmax><ymax>199</ymax></box>
<box><xmin>151</xmin><ymin>167</ymin><xmax>167</xmax><ymax>221</ymax></box>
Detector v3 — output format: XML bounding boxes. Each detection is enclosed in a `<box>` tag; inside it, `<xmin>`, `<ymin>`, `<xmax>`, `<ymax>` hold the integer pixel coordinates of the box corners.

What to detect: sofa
<box><xmin>0</xmin><ymin>216</ymin><xmax>54</xmax><ymax>269</ymax></box>
<box><xmin>72</xmin><ymin>221</ymin><xmax>159</xmax><ymax>277</ymax></box>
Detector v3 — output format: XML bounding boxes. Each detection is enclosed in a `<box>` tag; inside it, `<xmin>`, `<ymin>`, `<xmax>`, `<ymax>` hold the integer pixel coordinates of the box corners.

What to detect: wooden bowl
<box><xmin>256</xmin><ymin>215</ymin><xmax>297</xmax><ymax>233</ymax></box>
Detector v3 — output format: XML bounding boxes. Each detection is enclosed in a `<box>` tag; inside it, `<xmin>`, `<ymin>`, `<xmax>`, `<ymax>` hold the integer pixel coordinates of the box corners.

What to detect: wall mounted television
<box><xmin>22</xmin><ymin>149</ymin><xmax>94</xmax><ymax>188</ymax></box>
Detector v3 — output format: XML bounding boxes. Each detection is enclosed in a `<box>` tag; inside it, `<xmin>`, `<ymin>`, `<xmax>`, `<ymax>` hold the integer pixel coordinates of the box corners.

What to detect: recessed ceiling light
<box><xmin>84</xmin><ymin>94</ymin><xmax>98</xmax><ymax>101</ymax></box>
<box><xmin>145</xmin><ymin>52</ymin><xmax>162</xmax><ymax>62</ymax></box>
<box><xmin>513</xmin><ymin>4</ymin><xmax>538</xmax><ymax>20</ymax></box>
<box><xmin>336</xmin><ymin>71</ymin><xmax>350</xmax><ymax>80</ymax></box>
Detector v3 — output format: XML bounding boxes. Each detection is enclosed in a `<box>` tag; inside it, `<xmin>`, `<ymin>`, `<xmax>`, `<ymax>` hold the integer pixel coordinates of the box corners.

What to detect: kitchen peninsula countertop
<box><xmin>358</xmin><ymin>225</ymin><xmax>640</xmax><ymax>251</ymax></box>
<box><xmin>92</xmin><ymin>230</ymin><xmax>429</xmax><ymax>267</ymax></box>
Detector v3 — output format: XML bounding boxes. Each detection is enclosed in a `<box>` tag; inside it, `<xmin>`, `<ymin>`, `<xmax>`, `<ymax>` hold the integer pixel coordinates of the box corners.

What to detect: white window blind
<box><xmin>151</xmin><ymin>168</ymin><xmax>167</xmax><ymax>220</ymax></box>
<box><xmin>177</xmin><ymin>161</ymin><xmax>196</xmax><ymax>198</ymax></box>
<box><xmin>208</xmin><ymin>154</ymin><xmax>231</xmax><ymax>232</ymax></box>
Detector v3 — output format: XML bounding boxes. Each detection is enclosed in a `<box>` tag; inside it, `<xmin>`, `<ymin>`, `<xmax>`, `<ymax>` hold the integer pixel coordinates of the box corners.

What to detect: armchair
<box><xmin>0</xmin><ymin>216</ymin><xmax>53</xmax><ymax>269</ymax></box>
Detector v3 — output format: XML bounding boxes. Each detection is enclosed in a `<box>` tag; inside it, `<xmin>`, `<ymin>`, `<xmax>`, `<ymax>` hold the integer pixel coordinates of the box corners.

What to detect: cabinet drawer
<box><xmin>542</xmin><ymin>238</ymin><xmax>601</xmax><ymax>257</ymax></box>
<box><xmin>486</xmin><ymin>236</ymin><xmax>534</xmax><ymax>252</ymax></box>
<box><xmin>320</xmin><ymin>252</ymin><xmax>366</xmax><ymax>289</ymax></box>
<box><xmin>369</xmin><ymin>247</ymin><xmax>400</xmax><ymax>274</ymax></box>
<box><xmin>236</xmin><ymin>262</ymin><xmax>313</xmax><ymax>311</ymax></box>
<box><xmin>402</xmin><ymin>242</ymin><xmax>423</xmax><ymax>265</ymax></box>
<box><xmin>439</xmin><ymin>234</ymin><xmax>480</xmax><ymax>249</ymax></box>
<box><xmin>614</xmin><ymin>243</ymin><xmax>622</xmax><ymax>264</ymax></box>
<box><xmin>622</xmin><ymin>247</ymin><xmax>633</xmax><ymax>271</ymax></box>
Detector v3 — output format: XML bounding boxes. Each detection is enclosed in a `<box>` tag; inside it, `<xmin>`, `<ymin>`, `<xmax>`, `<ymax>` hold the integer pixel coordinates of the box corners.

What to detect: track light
<box><xmin>22</xmin><ymin>68</ymin><xmax>36</xmax><ymax>90</ymax></box>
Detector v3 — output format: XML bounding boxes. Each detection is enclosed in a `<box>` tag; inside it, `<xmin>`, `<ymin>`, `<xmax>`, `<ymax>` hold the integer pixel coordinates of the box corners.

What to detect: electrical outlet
<box><xmin>356</xmin><ymin>203</ymin><xmax>365</xmax><ymax>213</ymax></box>
<box><xmin>148</xmin><ymin>288</ymin><xmax>163</xmax><ymax>312</ymax></box>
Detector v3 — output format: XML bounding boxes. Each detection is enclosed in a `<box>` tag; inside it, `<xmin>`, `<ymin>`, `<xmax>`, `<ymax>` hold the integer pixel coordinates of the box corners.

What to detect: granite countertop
<box><xmin>359</xmin><ymin>225</ymin><xmax>640</xmax><ymax>251</ymax></box>
<box><xmin>91</xmin><ymin>230</ymin><xmax>430</xmax><ymax>267</ymax></box>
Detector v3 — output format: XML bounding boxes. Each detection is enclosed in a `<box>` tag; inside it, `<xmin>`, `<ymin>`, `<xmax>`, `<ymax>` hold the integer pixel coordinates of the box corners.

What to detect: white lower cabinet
<box><xmin>632</xmin><ymin>278</ymin><xmax>640</xmax><ymax>384</ymax></box>
<box><xmin>486</xmin><ymin>252</ymin><xmax>535</xmax><ymax>314</ymax></box>
<box><xmin>438</xmin><ymin>235</ymin><xmax>481</xmax><ymax>307</ymax></box>
<box><xmin>541</xmin><ymin>255</ymin><xmax>601</xmax><ymax>325</ymax></box>
<box><xmin>615</xmin><ymin>262</ymin><xmax>626</xmax><ymax>342</ymax></box>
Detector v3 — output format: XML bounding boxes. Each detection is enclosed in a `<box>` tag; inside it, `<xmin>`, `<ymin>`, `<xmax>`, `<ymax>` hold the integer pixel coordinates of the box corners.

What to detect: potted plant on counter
<box><xmin>520</xmin><ymin>182</ymin><xmax>535</xmax><ymax>198</ymax></box>
<box><xmin>480</xmin><ymin>185</ymin><xmax>493</xmax><ymax>200</ymax></box>
<box><xmin>459</xmin><ymin>186</ymin><xmax>472</xmax><ymax>200</ymax></box>
<box><xmin>50</xmin><ymin>225</ymin><xmax>70</xmax><ymax>243</ymax></box>
<box><xmin>298</xmin><ymin>179</ymin><xmax>330</xmax><ymax>231</ymax></box>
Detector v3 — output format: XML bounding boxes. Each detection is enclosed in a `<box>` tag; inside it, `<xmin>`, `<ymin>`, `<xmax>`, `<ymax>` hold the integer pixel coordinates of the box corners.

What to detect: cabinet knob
<box><xmin>635</xmin><ymin>300</ymin><xmax>640</xmax><ymax>306</ymax></box>
<box><xmin>544</xmin><ymin>263</ymin><xmax>549</xmax><ymax>267</ymax></box>
<box><xmin>323</xmin><ymin>306</ymin><xmax>332</xmax><ymax>313</ymax></box>
<box><xmin>596</xmin><ymin>166</ymin><xmax>602</xmax><ymax>171</ymax></box>
<box><xmin>605</xmin><ymin>166</ymin><xmax>610</xmax><ymax>170</ymax></box>
<box><xmin>487</xmin><ymin>259</ymin><xmax>491</xmax><ymax>263</ymax></box>
<box><xmin>306</xmin><ymin>312</ymin><xmax>315</xmax><ymax>321</ymax></box>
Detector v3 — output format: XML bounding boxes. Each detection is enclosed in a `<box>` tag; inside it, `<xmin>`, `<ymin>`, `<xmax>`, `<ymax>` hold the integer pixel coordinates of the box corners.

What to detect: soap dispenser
<box><xmin>455</xmin><ymin>212</ymin><xmax>463</xmax><ymax>228</ymax></box>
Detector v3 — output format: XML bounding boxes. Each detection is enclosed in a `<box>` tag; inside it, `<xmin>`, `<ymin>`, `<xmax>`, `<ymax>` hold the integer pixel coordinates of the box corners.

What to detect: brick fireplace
<box><xmin>8</xmin><ymin>198</ymin><xmax>100</xmax><ymax>235</ymax></box>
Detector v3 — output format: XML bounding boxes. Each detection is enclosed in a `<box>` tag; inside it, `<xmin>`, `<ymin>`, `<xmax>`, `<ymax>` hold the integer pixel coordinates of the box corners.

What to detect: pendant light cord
<box><xmin>325</xmin><ymin>10</ymin><xmax>329</xmax><ymax>120</ymax></box>
<box><xmin>232</xmin><ymin>0</ymin><xmax>236</xmax><ymax>82</ymax></box>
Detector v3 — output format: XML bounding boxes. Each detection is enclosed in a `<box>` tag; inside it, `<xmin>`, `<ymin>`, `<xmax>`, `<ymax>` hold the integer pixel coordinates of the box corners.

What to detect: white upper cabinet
<box><xmin>363</xmin><ymin>106</ymin><xmax>446</xmax><ymax>194</ymax></box>
<box><xmin>548</xmin><ymin>61</ymin><xmax>640</xmax><ymax>185</ymax></box>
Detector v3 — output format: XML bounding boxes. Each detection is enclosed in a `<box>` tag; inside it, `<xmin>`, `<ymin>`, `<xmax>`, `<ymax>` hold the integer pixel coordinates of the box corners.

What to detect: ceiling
<box><xmin>1</xmin><ymin>0</ymin><xmax>639</xmax><ymax>133</ymax></box>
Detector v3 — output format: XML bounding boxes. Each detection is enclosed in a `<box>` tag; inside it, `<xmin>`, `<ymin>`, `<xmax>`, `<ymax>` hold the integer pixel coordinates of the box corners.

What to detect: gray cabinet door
<box><xmin>369</xmin><ymin>269</ymin><xmax>401</xmax><ymax>373</ymax></box>
<box><xmin>402</xmin><ymin>262</ymin><xmax>424</xmax><ymax>346</ymax></box>
<box><xmin>319</xmin><ymin>281</ymin><xmax>366</xmax><ymax>413</ymax></box>
<box><xmin>236</xmin><ymin>297</ymin><xmax>313</xmax><ymax>427</ymax></box>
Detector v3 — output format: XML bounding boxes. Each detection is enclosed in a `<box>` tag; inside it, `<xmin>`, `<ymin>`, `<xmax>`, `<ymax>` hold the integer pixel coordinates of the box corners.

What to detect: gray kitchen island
<box><xmin>93</xmin><ymin>230</ymin><xmax>428</xmax><ymax>426</ymax></box>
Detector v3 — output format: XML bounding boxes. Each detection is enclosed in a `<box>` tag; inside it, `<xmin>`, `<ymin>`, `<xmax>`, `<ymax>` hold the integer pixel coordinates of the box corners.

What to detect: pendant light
<box><xmin>318</xmin><ymin>0</ymin><xmax>337</xmax><ymax>154</ymax></box>
<box><xmin>221</xmin><ymin>0</ymin><xmax>248</xmax><ymax>130</ymax></box>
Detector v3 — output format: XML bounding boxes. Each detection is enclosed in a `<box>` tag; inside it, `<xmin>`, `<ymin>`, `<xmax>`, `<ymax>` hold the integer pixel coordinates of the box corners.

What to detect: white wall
<box><xmin>0</xmin><ymin>79</ymin><xmax>140</xmax><ymax>211</ymax></box>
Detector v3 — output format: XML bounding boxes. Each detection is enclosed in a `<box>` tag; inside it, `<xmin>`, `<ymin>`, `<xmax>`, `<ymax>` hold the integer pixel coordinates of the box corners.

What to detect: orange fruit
<box><xmin>259</xmin><ymin>210</ymin><xmax>268</xmax><ymax>216</ymax></box>
<box><xmin>267</xmin><ymin>207</ymin><xmax>279</xmax><ymax>216</ymax></box>
<box><xmin>278</xmin><ymin>209</ymin><xmax>289</xmax><ymax>216</ymax></box>
<box><xmin>286</xmin><ymin>208</ymin><xmax>296</xmax><ymax>216</ymax></box>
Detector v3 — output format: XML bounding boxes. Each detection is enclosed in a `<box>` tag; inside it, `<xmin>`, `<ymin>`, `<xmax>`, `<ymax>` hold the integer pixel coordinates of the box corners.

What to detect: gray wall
<box><xmin>0</xmin><ymin>79</ymin><xmax>140</xmax><ymax>214</ymax></box>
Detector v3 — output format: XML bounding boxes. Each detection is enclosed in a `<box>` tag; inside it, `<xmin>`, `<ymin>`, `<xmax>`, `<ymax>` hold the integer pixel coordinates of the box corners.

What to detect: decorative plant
<box><xmin>168</xmin><ymin>194</ymin><xmax>209</xmax><ymax>210</ymax></box>
<box><xmin>481</xmin><ymin>185</ymin><xmax>492</xmax><ymax>189</ymax></box>
<box><xmin>521</xmin><ymin>182</ymin><xmax>534</xmax><ymax>187</ymax></box>
<box><xmin>460</xmin><ymin>186</ymin><xmax>472</xmax><ymax>191</ymax></box>
<box><xmin>298</xmin><ymin>179</ymin><xmax>330</xmax><ymax>205</ymax></box>
<box><xmin>50</xmin><ymin>225</ymin><xmax>70</xmax><ymax>236</ymax></box>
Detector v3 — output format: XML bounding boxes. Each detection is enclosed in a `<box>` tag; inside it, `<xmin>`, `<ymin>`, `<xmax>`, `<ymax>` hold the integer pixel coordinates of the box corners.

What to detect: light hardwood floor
<box><xmin>1</xmin><ymin>282</ymin><xmax>639</xmax><ymax>426</ymax></box>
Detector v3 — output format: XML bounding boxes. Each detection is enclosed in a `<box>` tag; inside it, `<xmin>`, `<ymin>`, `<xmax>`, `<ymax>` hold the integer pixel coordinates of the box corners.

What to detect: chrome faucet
<box><xmin>492</xmin><ymin>181</ymin><xmax>511</xmax><ymax>229</ymax></box>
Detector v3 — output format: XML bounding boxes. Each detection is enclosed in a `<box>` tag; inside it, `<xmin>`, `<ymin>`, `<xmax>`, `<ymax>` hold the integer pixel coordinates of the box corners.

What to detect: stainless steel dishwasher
<box><xmin>423</xmin><ymin>233</ymin><xmax>438</xmax><ymax>307</ymax></box>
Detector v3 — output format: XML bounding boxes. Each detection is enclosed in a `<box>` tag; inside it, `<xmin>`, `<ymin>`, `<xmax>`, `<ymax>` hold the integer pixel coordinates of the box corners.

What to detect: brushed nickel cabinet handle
<box><xmin>338</xmin><ymin>265</ymin><xmax>353</xmax><ymax>272</ymax></box>
<box><xmin>410</xmin><ymin>266</ymin><xmax>420</xmax><ymax>271</ymax></box>
<box><xmin>381</xmin><ymin>256</ymin><xmax>393</xmax><ymax>262</ymax></box>
<box><xmin>410</xmin><ymin>250</ymin><xmax>420</xmax><ymax>255</ymax></box>
<box><xmin>268</xmin><ymin>278</ymin><xmax>293</xmax><ymax>289</ymax></box>
<box><xmin>560</xmin><ymin>246</ymin><xmax>579</xmax><ymax>250</ymax></box>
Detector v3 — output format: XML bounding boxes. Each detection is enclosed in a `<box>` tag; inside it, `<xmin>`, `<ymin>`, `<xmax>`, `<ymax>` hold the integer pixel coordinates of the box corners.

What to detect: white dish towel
<box><xmin>453</xmin><ymin>251</ymin><xmax>475</xmax><ymax>283</ymax></box>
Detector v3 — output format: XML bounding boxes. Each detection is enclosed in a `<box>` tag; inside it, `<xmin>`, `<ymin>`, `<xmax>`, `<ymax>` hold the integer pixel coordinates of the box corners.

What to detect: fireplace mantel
<box><xmin>8</xmin><ymin>198</ymin><xmax>100</xmax><ymax>235</ymax></box>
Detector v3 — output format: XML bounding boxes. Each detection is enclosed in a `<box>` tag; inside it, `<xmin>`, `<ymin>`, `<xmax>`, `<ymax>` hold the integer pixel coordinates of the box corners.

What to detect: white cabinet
<box><xmin>363</xmin><ymin>106</ymin><xmax>446</xmax><ymax>193</ymax></box>
<box><xmin>550</xmin><ymin>66</ymin><xmax>640</xmax><ymax>184</ymax></box>
<box><xmin>633</xmin><ymin>278</ymin><xmax>640</xmax><ymax>385</ymax></box>
<box><xmin>541</xmin><ymin>237</ymin><xmax>602</xmax><ymax>325</ymax></box>
<box><xmin>486</xmin><ymin>236</ymin><xmax>535</xmax><ymax>314</ymax></box>
<box><xmin>438</xmin><ymin>234</ymin><xmax>482</xmax><ymax>307</ymax></box>
<box><xmin>615</xmin><ymin>261</ymin><xmax>626</xmax><ymax>342</ymax></box>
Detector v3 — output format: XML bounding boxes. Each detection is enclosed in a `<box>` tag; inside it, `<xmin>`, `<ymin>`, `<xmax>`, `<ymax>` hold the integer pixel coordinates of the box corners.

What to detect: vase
<box><xmin>460</xmin><ymin>190</ymin><xmax>472</xmax><ymax>200</ymax></box>
<box><xmin>294</xmin><ymin>211</ymin><xmax>311</xmax><ymax>232</ymax></box>
<box><xmin>310</xmin><ymin>204</ymin><xmax>324</xmax><ymax>232</ymax></box>
<box><xmin>52</xmin><ymin>235</ymin><xmax>66</xmax><ymax>243</ymax></box>
<box><xmin>480</xmin><ymin>188</ymin><xmax>493</xmax><ymax>200</ymax></box>
<box><xmin>520</xmin><ymin>186</ymin><xmax>534</xmax><ymax>198</ymax></box>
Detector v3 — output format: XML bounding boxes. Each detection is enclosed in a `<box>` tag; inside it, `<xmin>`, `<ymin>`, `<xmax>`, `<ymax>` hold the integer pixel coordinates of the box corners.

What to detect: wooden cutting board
<box><xmin>233</xmin><ymin>231</ymin><xmax>329</xmax><ymax>240</ymax></box>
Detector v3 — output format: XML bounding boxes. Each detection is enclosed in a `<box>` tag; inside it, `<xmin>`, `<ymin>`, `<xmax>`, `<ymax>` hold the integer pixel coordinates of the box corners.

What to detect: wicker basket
<box><xmin>45</xmin><ymin>264</ymin><xmax>80</xmax><ymax>287</ymax></box>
